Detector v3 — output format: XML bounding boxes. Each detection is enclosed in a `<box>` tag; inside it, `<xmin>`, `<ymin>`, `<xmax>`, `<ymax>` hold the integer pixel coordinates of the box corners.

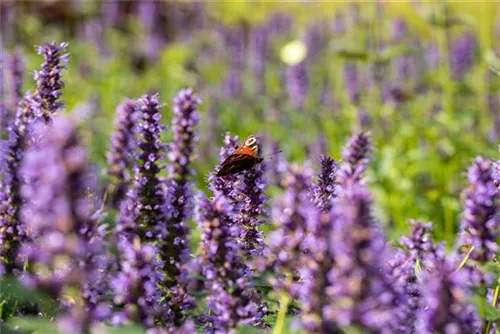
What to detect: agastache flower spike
<box><xmin>458</xmin><ymin>157</ymin><xmax>499</xmax><ymax>264</ymax></box>
<box><xmin>267</xmin><ymin>164</ymin><xmax>313</xmax><ymax>297</ymax></box>
<box><xmin>309</xmin><ymin>155</ymin><xmax>339</xmax><ymax>212</ymax></box>
<box><xmin>417</xmin><ymin>258</ymin><xmax>481</xmax><ymax>334</ymax></box>
<box><xmin>0</xmin><ymin>94</ymin><xmax>40</xmax><ymax>274</ymax></box>
<box><xmin>19</xmin><ymin>116</ymin><xmax>105</xmax><ymax>332</ymax></box>
<box><xmin>34</xmin><ymin>41</ymin><xmax>69</xmax><ymax>122</ymax></box>
<box><xmin>6</xmin><ymin>47</ymin><xmax>24</xmax><ymax>120</ymax></box>
<box><xmin>388</xmin><ymin>221</ymin><xmax>444</xmax><ymax>333</ymax></box>
<box><xmin>234</xmin><ymin>159</ymin><xmax>268</xmax><ymax>259</ymax></box>
<box><xmin>197</xmin><ymin>194</ymin><xmax>265</xmax><ymax>332</ymax></box>
<box><xmin>287</xmin><ymin>60</ymin><xmax>309</xmax><ymax>109</ymax></box>
<box><xmin>250</xmin><ymin>26</ymin><xmax>268</xmax><ymax>95</ymax></box>
<box><xmin>339</xmin><ymin>131</ymin><xmax>371</xmax><ymax>184</ymax></box>
<box><xmin>106</xmin><ymin>99</ymin><xmax>138</xmax><ymax>208</ymax></box>
<box><xmin>329</xmin><ymin>183</ymin><xmax>396</xmax><ymax>332</ymax></box>
<box><xmin>450</xmin><ymin>31</ymin><xmax>478</xmax><ymax>80</ymax></box>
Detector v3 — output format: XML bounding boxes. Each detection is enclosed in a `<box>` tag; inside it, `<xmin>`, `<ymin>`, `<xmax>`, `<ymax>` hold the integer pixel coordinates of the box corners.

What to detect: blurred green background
<box><xmin>2</xmin><ymin>0</ymin><xmax>500</xmax><ymax>242</ymax></box>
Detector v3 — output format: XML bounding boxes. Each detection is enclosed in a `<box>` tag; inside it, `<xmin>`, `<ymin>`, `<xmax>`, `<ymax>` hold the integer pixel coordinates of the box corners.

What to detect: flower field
<box><xmin>1</xmin><ymin>1</ymin><xmax>500</xmax><ymax>333</ymax></box>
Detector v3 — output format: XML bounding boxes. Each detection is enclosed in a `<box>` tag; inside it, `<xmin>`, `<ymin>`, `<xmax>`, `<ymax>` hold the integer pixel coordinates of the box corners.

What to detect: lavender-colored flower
<box><xmin>267</xmin><ymin>13</ymin><xmax>292</xmax><ymax>37</ymax></box>
<box><xmin>222</xmin><ymin>26</ymin><xmax>245</xmax><ymax>98</ymax></box>
<box><xmin>392</xmin><ymin>19</ymin><xmax>408</xmax><ymax>42</ymax></box>
<box><xmin>101</xmin><ymin>0</ymin><xmax>121</xmax><ymax>28</ymax></box>
<box><xmin>34</xmin><ymin>41</ymin><xmax>69</xmax><ymax>122</ymax></box>
<box><xmin>6</xmin><ymin>47</ymin><xmax>24</xmax><ymax>121</ymax></box>
<box><xmin>208</xmin><ymin>132</ymin><xmax>241</xmax><ymax>203</ymax></box>
<box><xmin>309</xmin><ymin>154</ymin><xmax>339</xmax><ymax>212</ymax></box>
<box><xmin>329</xmin><ymin>183</ymin><xmax>396</xmax><ymax>332</ymax></box>
<box><xmin>249</xmin><ymin>26</ymin><xmax>268</xmax><ymax>95</ymax></box>
<box><xmin>19</xmin><ymin>116</ymin><xmax>105</xmax><ymax>332</ymax></box>
<box><xmin>388</xmin><ymin>221</ymin><xmax>445</xmax><ymax>334</ymax></box>
<box><xmin>450</xmin><ymin>31</ymin><xmax>478</xmax><ymax>80</ymax></box>
<box><xmin>136</xmin><ymin>0</ymin><xmax>163</xmax><ymax>60</ymax></box>
<box><xmin>267</xmin><ymin>164</ymin><xmax>313</xmax><ymax>297</ymax></box>
<box><xmin>332</xmin><ymin>13</ymin><xmax>346</xmax><ymax>35</ymax></box>
<box><xmin>339</xmin><ymin>131</ymin><xmax>371</xmax><ymax>184</ymax></box>
<box><xmin>111</xmin><ymin>236</ymin><xmax>166</xmax><ymax>329</ymax></box>
<box><xmin>344</xmin><ymin>62</ymin><xmax>360</xmax><ymax>104</ymax></box>
<box><xmin>197</xmin><ymin>194</ymin><xmax>265</xmax><ymax>332</ymax></box>
<box><xmin>0</xmin><ymin>94</ymin><xmax>39</xmax><ymax>274</ymax></box>
<box><xmin>106</xmin><ymin>99</ymin><xmax>138</xmax><ymax>208</ymax></box>
<box><xmin>299</xmin><ymin>205</ymin><xmax>341</xmax><ymax>333</ymax></box>
<box><xmin>234</xmin><ymin>159</ymin><xmax>268</xmax><ymax>259</ymax></box>
<box><xmin>458</xmin><ymin>157</ymin><xmax>499</xmax><ymax>264</ymax></box>
<box><xmin>287</xmin><ymin>60</ymin><xmax>309</xmax><ymax>109</ymax></box>
<box><xmin>417</xmin><ymin>258</ymin><xmax>481</xmax><ymax>334</ymax></box>
<box><xmin>305</xmin><ymin>23</ymin><xmax>325</xmax><ymax>60</ymax></box>
<box><xmin>132</xmin><ymin>93</ymin><xmax>168</xmax><ymax>241</ymax></box>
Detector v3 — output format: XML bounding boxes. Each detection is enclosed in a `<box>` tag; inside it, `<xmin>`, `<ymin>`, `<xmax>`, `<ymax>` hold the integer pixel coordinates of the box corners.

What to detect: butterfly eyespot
<box><xmin>245</xmin><ymin>136</ymin><xmax>257</xmax><ymax>147</ymax></box>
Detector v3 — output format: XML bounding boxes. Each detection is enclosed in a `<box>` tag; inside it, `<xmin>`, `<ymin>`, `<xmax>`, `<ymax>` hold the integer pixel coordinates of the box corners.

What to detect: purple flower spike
<box><xmin>106</xmin><ymin>99</ymin><xmax>138</xmax><ymax>208</ymax></box>
<box><xmin>388</xmin><ymin>221</ymin><xmax>444</xmax><ymax>333</ymax></box>
<box><xmin>197</xmin><ymin>194</ymin><xmax>265</xmax><ymax>332</ymax></box>
<box><xmin>234</xmin><ymin>158</ymin><xmax>268</xmax><ymax>259</ymax></box>
<box><xmin>267</xmin><ymin>164</ymin><xmax>313</xmax><ymax>297</ymax></box>
<box><xmin>250</xmin><ymin>26</ymin><xmax>268</xmax><ymax>95</ymax></box>
<box><xmin>6</xmin><ymin>47</ymin><xmax>24</xmax><ymax>120</ymax></box>
<box><xmin>417</xmin><ymin>258</ymin><xmax>481</xmax><ymax>334</ymax></box>
<box><xmin>458</xmin><ymin>157</ymin><xmax>499</xmax><ymax>264</ymax></box>
<box><xmin>0</xmin><ymin>94</ymin><xmax>40</xmax><ymax>274</ymax></box>
<box><xmin>287</xmin><ymin>60</ymin><xmax>309</xmax><ymax>109</ymax></box>
<box><xmin>34</xmin><ymin>41</ymin><xmax>69</xmax><ymax>122</ymax></box>
<box><xmin>310</xmin><ymin>155</ymin><xmax>339</xmax><ymax>212</ymax></box>
<box><xmin>450</xmin><ymin>31</ymin><xmax>478</xmax><ymax>80</ymax></box>
<box><xmin>19</xmin><ymin>116</ymin><xmax>106</xmax><ymax>332</ymax></box>
<box><xmin>344</xmin><ymin>62</ymin><xmax>360</xmax><ymax>104</ymax></box>
<box><xmin>111</xmin><ymin>236</ymin><xmax>166</xmax><ymax>329</ymax></box>
<box><xmin>339</xmin><ymin>131</ymin><xmax>371</xmax><ymax>184</ymax></box>
<box><xmin>329</xmin><ymin>183</ymin><xmax>396</xmax><ymax>332</ymax></box>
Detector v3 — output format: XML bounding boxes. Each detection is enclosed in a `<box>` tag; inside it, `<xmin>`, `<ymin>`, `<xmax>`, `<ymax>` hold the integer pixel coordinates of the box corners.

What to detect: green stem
<box><xmin>484</xmin><ymin>279</ymin><xmax>500</xmax><ymax>334</ymax></box>
<box><xmin>273</xmin><ymin>293</ymin><xmax>290</xmax><ymax>334</ymax></box>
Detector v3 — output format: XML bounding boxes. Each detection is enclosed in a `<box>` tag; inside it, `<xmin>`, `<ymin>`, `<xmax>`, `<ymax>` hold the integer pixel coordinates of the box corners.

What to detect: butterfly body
<box><xmin>216</xmin><ymin>135</ymin><xmax>263</xmax><ymax>177</ymax></box>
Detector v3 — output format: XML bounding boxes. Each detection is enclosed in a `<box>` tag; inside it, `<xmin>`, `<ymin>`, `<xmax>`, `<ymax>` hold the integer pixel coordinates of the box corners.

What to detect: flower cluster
<box><xmin>34</xmin><ymin>41</ymin><xmax>69</xmax><ymax>121</ymax></box>
<box><xmin>287</xmin><ymin>60</ymin><xmax>309</xmax><ymax>109</ymax></box>
<box><xmin>309</xmin><ymin>154</ymin><xmax>339</xmax><ymax>212</ymax></box>
<box><xmin>417</xmin><ymin>258</ymin><xmax>481</xmax><ymax>334</ymax></box>
<box><xmin>19</xmin><ymin>116</ymin><xmax>106</xmax><ymax>332</ymax></box>
<box><xmin>197</xmin><ymin>194</ymin><xmax>265</xmax><ymax>332</ymax></box>
<box><xmin>458</xmin><ymin>157</ymin><xmax>499</xmax><ymax>263</ymax></box>
<box><xmin>339</xmin><ymin>131</ymin><xmax>371</xmax><ymax>184</ymax></box>
<box><xmin>0</xmin><ymin>94</ymin><xmax>40</xmax><ymax>274</ymax></box>
<box><xmin>450</xmin><ymin>31</ymin><xmax>478</xmax><ymax>80</ymax></box>
<box><xmin>208</xmin><ymin>132</ymin><xmax>240</xmax><ymax>203</ymax></box>
<box><xmin>6</xmin><ymin>47</ymin><xmax>24</xmax><ymax>119</ymax></box>
<box><xmin>106</xmin><ymin>99</ymin><xmax>138</xmax><ymax>208</ymax></box>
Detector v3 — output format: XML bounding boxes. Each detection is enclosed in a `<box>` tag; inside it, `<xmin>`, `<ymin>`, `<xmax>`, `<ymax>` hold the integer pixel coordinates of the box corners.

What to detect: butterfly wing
<box><xmin>216</xmin><ymin>154</ymin><xmax>258</xmax><ymax>176</ymax></box>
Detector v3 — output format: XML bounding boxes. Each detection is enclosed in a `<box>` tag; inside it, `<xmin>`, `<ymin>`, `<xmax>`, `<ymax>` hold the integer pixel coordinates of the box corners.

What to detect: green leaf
<box><xmin>237</xmin><ymin>325</ymin><xmax>267</xmax><ymax>334</ymax></box>
<box><xmin>105</xmin><ymin>324</ymin><xmax>146</xmax><ymax>334</ymax></box>
<box><xmin>9</xmin><ymin>316</ymin><xmax>58</xmax><ymax>334</ymax></box>
<box><xmin>470</xmin><ymin>295</ymin><xmax>500</xmax><ymax>321</ymax></box>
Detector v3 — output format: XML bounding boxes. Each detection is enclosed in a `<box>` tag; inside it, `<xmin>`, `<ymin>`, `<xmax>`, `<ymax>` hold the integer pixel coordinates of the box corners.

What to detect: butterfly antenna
<box><xmin>262</xmin><ymin>150</ymin><xmax>283</xmax><ymax>159</ymax></box>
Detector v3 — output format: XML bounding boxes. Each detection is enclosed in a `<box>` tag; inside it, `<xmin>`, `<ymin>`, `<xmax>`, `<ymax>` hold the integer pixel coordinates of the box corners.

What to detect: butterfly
<box><xmin>216</xmin><ymin>135</ymin><xmax>263</xmax><ymax>177</ymax></box>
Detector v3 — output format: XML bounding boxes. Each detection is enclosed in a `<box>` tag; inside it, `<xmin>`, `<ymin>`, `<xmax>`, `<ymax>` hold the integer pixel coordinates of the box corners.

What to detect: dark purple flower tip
<box><xmin>34</xmin><ymin>41</ymin><xmax>69</xmax><ymax>121</ymax></box>
<box><xmin>310</xmin><ymin>154</ymin><xmax>339</xmax><ymax>212</ymax></box>
<box><xmin>339</xmin><ymin>131</ymin><xmax>371</xmax><ymax>184</ymax></box>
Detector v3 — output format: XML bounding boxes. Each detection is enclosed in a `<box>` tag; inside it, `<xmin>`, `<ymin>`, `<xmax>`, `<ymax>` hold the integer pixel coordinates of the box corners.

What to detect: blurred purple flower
<box><xmin>417</xmin><ymin>258</ymin><xmax>481</xmax><ymax>334</ymax></box>
<box><xmin>450</xmin><ymin>31</ymin><xmax>478</xmax><ymax>80</ymax></box>
<box><xmin>267</xmin><ymin>164</ymin><xmax>313</xmax><ymax>297</ymax></box>
<box><xmin>34</xmin><ymin>41</ymin><xmax>69</xmax><ymax>122</ymax></box>
<box><xmin>136</xmin><ymin>0</ymin><xmax>163</xmax><ymax>60</ymax></box>
<box><xmin>329</xmin><ymin>182</ymin><xmax>396</xmax><ymax>332</ymax></box>
<box><xmin>222</xmin><ymin>26</ymin><xmax>245</xmax><ymax>98</ymax></box>
<box><xmin>305</xmin><ymin>23</ymin><xmax>326</xmax><ymax>60</ymax></box>
<box><xmin>6</xmin><ymin>47</ymin><xmax>24</xmax><ymax>120</ymax></box>
<box><xmin>287</xmin><ymin>60</ymin><xmax>309</xmax><ymax>109</ymax></box>
<box><xmin>339</xmin><ymin>131</ymin><xmax>371</xmax><ymax>184</ymax></box>
<box><xmin>106</xmin><ymin>99</ymin><xmax>138</xmax><ymax>208</ymax></box>
<box><xmin>333</xmin><ymin>13</ymin><xmax>346</xmax><ymax>35</ymax></box>
<box><xmin>0</xmin><ymin>94</ymin><xmax>39</xmax><ymax>274</ymax></box>
<box><xmin>344</xmin><ymin>62</ymin><xmax>360</xmax><ymax>104</ymax></box>
<box><xmin>392</xmin><ymin>19</ymin><xmax>408</xmax><ymax>42</ymax></box>
<box><xmin>458</xmin><ymin>157</ymin><xmax>499</xmax><ymax>264</ymax></box>
<box><xmin>197</xmin><ymin>194</ymin><xmax>265</xmax><ymax>332</ymax></box>
<box><xmin>19</xmin><ymin>116</ymin><xmax>107</xmax><ymax>332</ymax></box>
<box><xmin>249</xmin><ymin>26</ymin><xmax>269</xmax><ymax>95</ymax></box>
<box><xmin>388</xmin><ymin>221</ymin><xmax>445</xmax><ymax>333</ymax></box>
<box><xmin>111</xmin><ymin>236</ymin><xmax>167</xmax><ymax>329</ymax></box>
<box><xmin>310</xmin><ymin>155</ymin><xmax>339</xmax><ymax>212</ymax></box>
